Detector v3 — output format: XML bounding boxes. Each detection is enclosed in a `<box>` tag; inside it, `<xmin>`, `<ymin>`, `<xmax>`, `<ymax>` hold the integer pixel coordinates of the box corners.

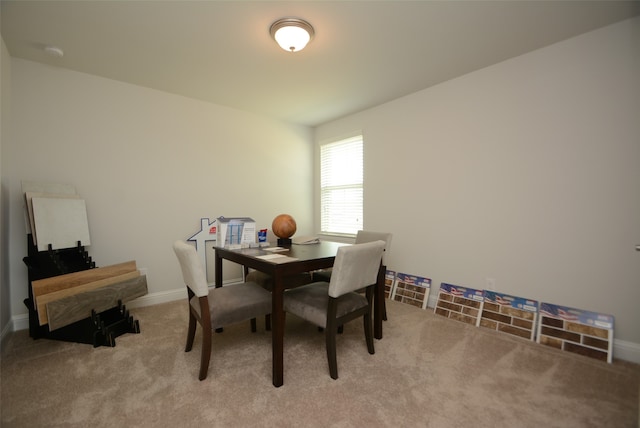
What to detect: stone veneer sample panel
<box><xmin>479</xmin><ymin>291</ymin><xmax>538</xmax><ymax>340</ymax></box>
<box><xmin>390</xmin><ymin>273</ymin><xmax>431</xmax><ymax>309</ymax></box>
<box><xmin>434</xmin><ymin>283</ymin><xmax>483</xmax><ymax>325</ymax></box>
<box><xmin>537</xmin><ymin>302</ymin><xmax>614</xmax><ymax>363</ymax></box>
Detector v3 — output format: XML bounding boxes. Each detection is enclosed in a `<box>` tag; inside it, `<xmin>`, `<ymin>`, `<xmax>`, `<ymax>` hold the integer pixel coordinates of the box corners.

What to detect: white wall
<box><xmin>3</xmin><ymin>17</ymin><xmax>639</xmax><ymax>363</ymax></box>
<box><xmin>316</xmin><ymin>18</ymin><xmax>640</xmax><ymax>354</ymax></box>
<box><xmin>3</xmin><ymin>59</ymin><xmax>313</xmax><ymax>328</ymax></box>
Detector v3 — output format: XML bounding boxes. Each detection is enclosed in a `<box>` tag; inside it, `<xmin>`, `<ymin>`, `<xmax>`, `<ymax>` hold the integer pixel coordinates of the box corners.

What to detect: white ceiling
<box><xmin>2</xmin><ymin>1</ymin><xmax>639</xmax><ymax>127</ymax></box>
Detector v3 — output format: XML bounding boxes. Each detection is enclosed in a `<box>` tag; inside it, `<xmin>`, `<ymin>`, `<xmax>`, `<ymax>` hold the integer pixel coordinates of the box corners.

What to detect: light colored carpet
<box><xmin>1</xmin><ymin>299</ymin><xmax>638</xmax><ymax>427</ymax></box>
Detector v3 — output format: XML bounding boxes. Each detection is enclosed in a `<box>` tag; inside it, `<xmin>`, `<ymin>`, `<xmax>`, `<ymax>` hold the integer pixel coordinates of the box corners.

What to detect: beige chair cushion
<box><xmin>284</xmin><ymin>240</ymin><xmax>385</xmax><ymax>326</ymax></box>
<box><xmin>327</xmin><ymin>240</ymin><xmax>385</xmax><ymax>298</ymax></box>
<box><xmin>173</xmin><ymin>240</ymin><xmax>210</xmax><ymax>297</ymax></box>
<box><xmin>174</xmin><ymin>240</ymin><xmax>272</xmax><ymax>329</ymax></box>
<box><xmin>190</xmin><ymin>282</ymin><xmax>271</xmax><ymax>330</ymax></box>
<box><xmin>284</xmin><ymin>282</ymin><xmax>367</xmax><ymax>328</ymax></box>
<box><xmin>312</xmin><ymin>230</ymin><xmax>392</xmax><ymax>282</ymax></box>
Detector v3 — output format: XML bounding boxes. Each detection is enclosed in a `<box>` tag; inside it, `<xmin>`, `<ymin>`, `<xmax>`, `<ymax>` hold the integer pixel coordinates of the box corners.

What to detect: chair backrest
<box><xmin>355</xmin><ymin>230</ymin><xmax>392</xmax><ymax>265</ymax></box>
<box><xmin>173</xmin><ymin>240</ymin><xmax>209</xmax><ymax>297</ymax></box>
<box><xmin>328</xmin><ymin>240</ymin><xmax>385</xmax><ymax>298</ymax></box>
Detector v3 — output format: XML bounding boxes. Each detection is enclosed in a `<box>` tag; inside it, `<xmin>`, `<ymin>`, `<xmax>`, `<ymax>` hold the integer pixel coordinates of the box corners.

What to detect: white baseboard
<box><xmin>8</xmin><ymin>313</ymin><xmax>28</xmax><ymax>334</ymax></box>
<box><xmin>6</xmin><ymin>280</ymin><xmax>246</xmax><ymax>335</ymax></box>
<box><xmin>7</xmin><ymin>287</ymin><xmax>186</xmax><ymax>334</ymax></box>
<box><xmin>124</xmin><ymin>287</ymin><xmax>185</xmax><ymax>309</ymax></box>
<box><xmin>6</xmin><ymin>289</ymin><xmax>640</xmax><ymax>365</ymax></box>
<box><xmin>612</xmin><ymin>339</ymin><xmax>640</xmax><ymax>364</ymax></box>
<box><xmin>425</xmin><ymin>295</ymin><xmax>640</xmax><ymax>364</ymax></box>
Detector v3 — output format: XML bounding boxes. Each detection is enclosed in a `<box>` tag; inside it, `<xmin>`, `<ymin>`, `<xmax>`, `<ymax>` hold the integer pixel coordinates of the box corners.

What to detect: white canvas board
<box><xmin>32</xmin><ymin>197</ymin><xmax>90</xmax><ymax>251</ymax></box>
<box><xmin>25</xmin><ymin>192</ymin><xmax>81</xmax><ymax>245</ymax></box>
<box><xmin>21</xmin><ymin>181</ymin><xmax>77</xmax><ymax>195</ymax></box>
<box><xmin>21</xmin><ymin>181</ymin><xmax>77</xmax><ymax>235</ymax></box>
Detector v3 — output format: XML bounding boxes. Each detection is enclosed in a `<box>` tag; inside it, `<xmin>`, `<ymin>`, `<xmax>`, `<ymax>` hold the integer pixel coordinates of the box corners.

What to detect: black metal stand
<box><xmin>22</xmin><ymin>234</ymin><xmax>141</xmax><ymax>347</ymax></box>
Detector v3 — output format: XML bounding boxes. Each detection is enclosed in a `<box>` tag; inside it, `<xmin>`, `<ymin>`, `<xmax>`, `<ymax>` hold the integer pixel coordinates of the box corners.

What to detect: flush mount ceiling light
<box><xmin>270</xmin><ymin>18</ymin><xmax>314</xmax><ymax>53</ymax></box>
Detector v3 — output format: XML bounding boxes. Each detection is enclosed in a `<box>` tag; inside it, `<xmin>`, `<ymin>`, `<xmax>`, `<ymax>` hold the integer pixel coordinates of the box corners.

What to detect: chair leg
<box><xmin>265</xmin><ymin>314</ymin><xmax>271</xmax><ymax>331</ymax></box>
<box><xmin>199</xmin><ymin>322</ymin><xmax>212</xmax><ymax>381</ymax></box>
<box><xmin>363</xmin><ymin>312</ymin><xmax>375</xmax><ymax>355</ymax></box>
<box><xmin>326</xmin><ymin>325</ymin><xmax>339</xmax><ymax>380</ymax></box>
<box><xmin>319</xmin><ymin>326</ymin><xmax>342</xmax><ymax>333</ymax></box>
<box><xmin>382</xmin><ymin>298</ymin><xmax>388</xmax><ymax>321</ymax></box>
<box><xmin>185</xmin><ymin>311</ymin><xmax>197</xmax><ymax>352</ymax></box>
<box><xmin>250</xmin><ymin>318</ymin><xmax>257</xmax><ymax>332</ymax></box>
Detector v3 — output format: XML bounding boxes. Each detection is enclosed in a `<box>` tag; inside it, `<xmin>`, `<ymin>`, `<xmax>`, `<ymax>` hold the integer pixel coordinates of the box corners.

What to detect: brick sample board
<box><xmin>537</xmin><ymin>302</ymin><xmax>614</xmax><ymax>363</ymax></box>
<box><xmin>479</xmin><ymin>291</ymin><xmax>538</xmax><ymax>340</ymax></box>
<box><xmin>434</xmin><ymin>283</ymin><xmax>483</xmax><ymax>325</ymax></box>
<box><xmin>390</xmin><ymin>273</ymin><xmax>431</xmax><ymax>309</ymax></box>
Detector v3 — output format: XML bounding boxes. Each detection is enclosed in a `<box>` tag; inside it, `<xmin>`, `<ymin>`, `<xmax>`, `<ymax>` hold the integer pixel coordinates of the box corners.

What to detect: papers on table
<box><xmin>255</xmin><ymin>254</ymin><xmax>299</xmax><ymax>264</ymax></box>
<box><xmin>292</xmin><ymin>236</ymin><xmax>320</xmax><ymax>245</ymax></box>
<box><xmin>262</xmin><ymin>246</ymin><xmax>289</xmax><ymax>253</ymax></box>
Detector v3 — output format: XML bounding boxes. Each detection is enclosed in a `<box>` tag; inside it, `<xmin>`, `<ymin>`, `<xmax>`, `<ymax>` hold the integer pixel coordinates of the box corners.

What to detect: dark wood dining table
<box><xmin>214</xmin><ymin>240</ymin><xmax>386</xmax><ymax>387</ymax></box>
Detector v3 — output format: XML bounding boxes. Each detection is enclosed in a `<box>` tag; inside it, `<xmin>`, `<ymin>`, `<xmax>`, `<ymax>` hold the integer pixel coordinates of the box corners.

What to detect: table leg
<box><xmin>214</xmin><ymin>251</ymin><xmax>225</xmax><ymax>333</ymax></box>
<box><xmin>374</xmin><ymin>264</ymin><xmax>385</xmax><ymax>339</ymax></box>
<box><xmin>272</xmin><ymin>271</ymin><xmax>284</xmax><ymax>387</ymax></box>
<box><xmin>214</xmin><ymin>252</ymin><xmax>223</xmax><ymax>288</ymax></box>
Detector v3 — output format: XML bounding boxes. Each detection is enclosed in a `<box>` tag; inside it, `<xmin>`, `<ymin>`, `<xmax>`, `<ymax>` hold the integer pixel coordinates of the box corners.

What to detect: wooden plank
<box><xmin>47</xmin><ymin>275</ymin><xmax>148</xmax><ymax>331</ymax></box>
<box><xmin>32</xmin><ymin>261</ymin><xmax>137</xmax><ymax>299</ymax></box>
<box><xmin>37</xmin><ymin>270</ymin><xmax>140</xmax><ymax>325</ymax></box>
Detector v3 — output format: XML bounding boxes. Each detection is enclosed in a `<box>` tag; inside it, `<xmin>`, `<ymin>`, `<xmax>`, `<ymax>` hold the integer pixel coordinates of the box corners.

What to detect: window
<box><xmin>320</xmin><ymin>135</ymin><xmax>363</xmax><ymax>236</ymax></box>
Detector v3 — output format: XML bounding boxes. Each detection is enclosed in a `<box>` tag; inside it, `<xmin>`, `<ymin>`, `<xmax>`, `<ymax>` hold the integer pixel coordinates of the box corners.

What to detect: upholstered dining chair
<box><xmin>313</xmin><ymin>230</ymin><xmax>392</xmax><ymax>282</ymax></box>
<box><xmin>284</xmin><ymin>240</ymin><xmax>386</xmax><ymax>380</ymax></box>
<box><xmin>172</xmin><ymin>240</ymin><xmax>272</xmax><ymax>381</ymax></box>
<box><xmin>313</xmin><ymin>230</ymin><xmax>392</xmax><ymax>320</ymax></box>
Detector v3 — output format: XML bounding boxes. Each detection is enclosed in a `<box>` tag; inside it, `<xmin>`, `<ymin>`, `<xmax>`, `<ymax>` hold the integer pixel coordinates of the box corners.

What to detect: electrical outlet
<box><xmin>485</xmin><ymin>277</ymin><xmax>496</xmax><ymax>291</ymax></box>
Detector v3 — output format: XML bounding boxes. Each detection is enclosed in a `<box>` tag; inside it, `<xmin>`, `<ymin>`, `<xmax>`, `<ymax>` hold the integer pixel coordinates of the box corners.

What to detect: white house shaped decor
<box><xmin>188</xmin><ymin>218</ymin><xmax>217</xmax><ymax>278</ymax></box>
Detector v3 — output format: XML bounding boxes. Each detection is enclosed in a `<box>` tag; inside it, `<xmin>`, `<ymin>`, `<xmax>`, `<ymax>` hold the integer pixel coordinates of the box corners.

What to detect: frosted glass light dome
<box><xmin>270</xmin><ymin>18</ymin><xmax>315</xmax><ymax>52</ymax></box>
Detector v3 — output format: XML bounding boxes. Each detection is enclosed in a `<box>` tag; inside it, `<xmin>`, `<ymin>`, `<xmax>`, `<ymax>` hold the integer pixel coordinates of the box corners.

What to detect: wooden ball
<box><xmin>272</xmin><ymin>214</ymin><xmax>297</xmax><ymax>239</ymax></box>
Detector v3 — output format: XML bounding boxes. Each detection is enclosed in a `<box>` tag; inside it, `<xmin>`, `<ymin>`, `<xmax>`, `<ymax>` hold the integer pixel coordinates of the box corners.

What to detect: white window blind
<box><xmin>320</xmin><ymin>136</ymin><xmax>363</xmax><ymax>235</ymax></box>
